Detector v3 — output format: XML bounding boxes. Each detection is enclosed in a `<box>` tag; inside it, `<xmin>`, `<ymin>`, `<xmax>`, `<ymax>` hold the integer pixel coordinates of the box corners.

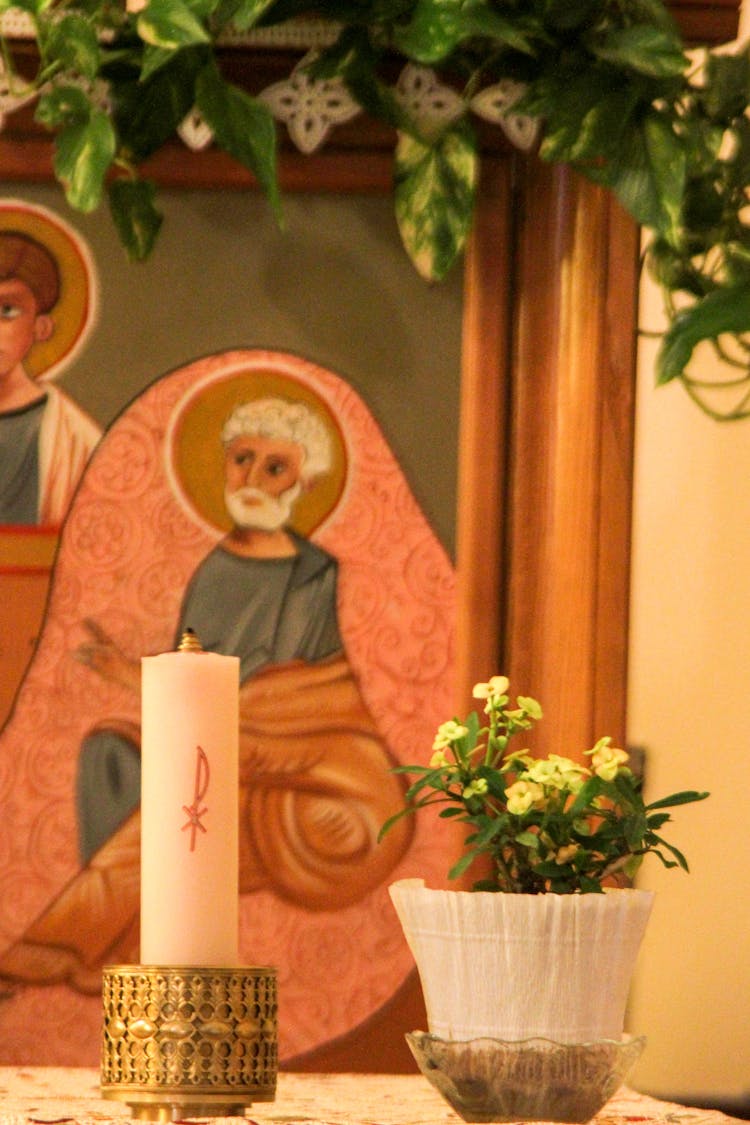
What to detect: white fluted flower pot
<box><xmin>389</xmin><ymin>878</ymin><xmax>654</xmax><ymax>1043</ymax></box>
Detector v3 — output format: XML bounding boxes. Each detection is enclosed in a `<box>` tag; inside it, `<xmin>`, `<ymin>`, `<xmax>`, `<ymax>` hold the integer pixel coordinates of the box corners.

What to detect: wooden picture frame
<box><xmin>0</xmin><ymin>49</ymin><xmax>642</xmax><ymax>1069</ymax></box>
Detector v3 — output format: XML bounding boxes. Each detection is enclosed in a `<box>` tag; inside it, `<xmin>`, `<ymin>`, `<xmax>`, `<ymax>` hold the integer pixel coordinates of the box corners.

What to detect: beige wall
<box><xmin>627</xmin><ymin>273</ymin><xmax>750</xmax><ymax>1103</ymax></box>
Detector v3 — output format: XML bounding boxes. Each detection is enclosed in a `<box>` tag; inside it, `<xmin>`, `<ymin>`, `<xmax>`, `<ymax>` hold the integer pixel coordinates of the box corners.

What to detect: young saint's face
<box><xmin>0</xmin><ymin>278</ymin><xmax>49</xmax><ymax>378</ymax></box>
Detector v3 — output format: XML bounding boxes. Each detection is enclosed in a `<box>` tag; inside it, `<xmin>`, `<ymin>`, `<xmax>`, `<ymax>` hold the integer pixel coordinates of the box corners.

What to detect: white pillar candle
<box><xmin>140</xmin><ymin>637</ymin><xmax>240</xmax><ymax>965</ymax></box>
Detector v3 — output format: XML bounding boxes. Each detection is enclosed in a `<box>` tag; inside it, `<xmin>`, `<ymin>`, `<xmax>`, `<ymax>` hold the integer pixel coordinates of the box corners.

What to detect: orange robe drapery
<box><xmin>0</xmin><ymin>655</ymin><xmax>412</xmax><ymax>992</ymax></box>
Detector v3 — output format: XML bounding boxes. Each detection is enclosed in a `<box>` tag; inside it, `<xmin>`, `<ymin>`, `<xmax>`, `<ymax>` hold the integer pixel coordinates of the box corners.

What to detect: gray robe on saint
<box><xmin>175</xmin><ymin>531</ymin><xmax>342</xmax><ymax>679</ymax></box>
<box><xmin>76</xmin><ymin>530</ymin><xmax>343</xmax><ymax>861</ymax></box>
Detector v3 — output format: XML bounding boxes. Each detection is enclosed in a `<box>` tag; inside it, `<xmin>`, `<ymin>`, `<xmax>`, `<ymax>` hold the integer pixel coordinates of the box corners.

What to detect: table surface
<box><xmin>0</xmin><ymin>1069</ymin><xmax>745</xmax><ymax>1125</ymax></box>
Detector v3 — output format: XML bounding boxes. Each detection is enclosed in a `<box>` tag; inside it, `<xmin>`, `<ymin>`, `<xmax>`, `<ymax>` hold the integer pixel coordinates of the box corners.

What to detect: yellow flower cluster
<box><xmin>432</xmin><ymin>720</ymin><xmax>469</xmax><ymax>752</ymax></box>
<box><xmin>429</xmin><ymin>679</ymin><xmax>631</xmax><ymax>810</ymax></box>
<box><xmin>505</xmin><ymin>779</ymin><xmax>544</xmax><ymax>814</ymax></box>
<box><xmin>472</xmin><ymin>675</ymin><xmax>510</xmax><ymax>702</ymax></box>
<box><xmin>380</xmin><ymin>670</ymin><xmax>708</xmax><ymax>893</ymax></box>
<box><xmin>502</xmin><ymin>742</ymin><xmax>630</xmax><ymax>815</ymax></box>
<box><xmin>587</xmin><ymin>737</ymin><xmax>630</xmax><ymax>781</ymax></box>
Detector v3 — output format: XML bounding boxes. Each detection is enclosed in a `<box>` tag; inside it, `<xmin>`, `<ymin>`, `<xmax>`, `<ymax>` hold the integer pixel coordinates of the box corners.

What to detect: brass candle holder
<box><xmin>101</xmin><ymin>964</ymin><xmax>277</xmax><ymax>1120</ymax></box>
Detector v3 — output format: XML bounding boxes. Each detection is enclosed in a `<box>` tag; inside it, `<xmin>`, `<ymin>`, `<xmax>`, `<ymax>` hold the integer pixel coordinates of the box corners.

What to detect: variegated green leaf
<box><xmin>45</xmin><ymin>14</ymin><xmax>100</xmax><ymax>79</ymax></box>
<box><xmin>393</xmin><ymin>0</ymin><xmax>534</xmax><ymax>64</ymax></box>
<box><xmin>137</xmin><ymin>0</ymin><xmax>209</xmax><ymax>50</ymax></box>
<box><xmin>108</xmin><ymin>178</ymin><xmax>163</xmax><ymax>261</ymax></box>
<box><xmin>392</xmin><ymin>0</ymin><xmax>465</xmax><ymax>64</ymax></box>
<box><xmin>35</xmin><ymin>84</ymin><xmax>90</xmax><ymax>128</ymax></box>
<box><xmin>196</xmin><ymin>63</ymin><xmax>280</xmax><ymax>220</ymax></box>
<box><xmin>214</xmin><ymin>0</ymin><xmax>276</xmax><ymax>33</ymax></box>
<box><xmin>53</xmin><ymin>108</ymin><xmax>116</xmax><ymax>212</ymax></box>
<box><xmin>594</xmin><ymin>25</ymin><xmax>686</xmax><ymax>78</ymax></box>
<box><xmin>394</xmin><ymin>120</ymin><xmax>477</xmax><ymax>282</ymax></box>
<box><xmin>610</xmin><ymin>111</ymin><xmax>686</xmax><ymax>240</ymax></box>
<box><xmin>656</xmin><ymin>285</ymin><xmax>750</xmax><ymax>385</ymax></box>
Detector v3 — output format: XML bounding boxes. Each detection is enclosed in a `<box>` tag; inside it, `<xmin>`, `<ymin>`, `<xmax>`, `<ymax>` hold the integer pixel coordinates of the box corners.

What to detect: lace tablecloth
<box><xmin>0</xmin><ymin>1069</ymin><xmax>744</xmax><ymax>1125</ymax></box>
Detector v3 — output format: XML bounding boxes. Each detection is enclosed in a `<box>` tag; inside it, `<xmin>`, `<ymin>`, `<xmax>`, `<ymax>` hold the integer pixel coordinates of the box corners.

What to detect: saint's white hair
<box><xmin>221</xmin><ymin>397</ymin><xmax>333</xmax><ymax>481</ymax></box>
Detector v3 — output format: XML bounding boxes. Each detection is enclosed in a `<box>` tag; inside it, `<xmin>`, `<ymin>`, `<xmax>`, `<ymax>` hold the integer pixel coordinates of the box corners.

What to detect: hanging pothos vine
<box><xmin>1</xmin><ymin>0</ymin><xmax>749</xmax><ymax>418</ymax></box>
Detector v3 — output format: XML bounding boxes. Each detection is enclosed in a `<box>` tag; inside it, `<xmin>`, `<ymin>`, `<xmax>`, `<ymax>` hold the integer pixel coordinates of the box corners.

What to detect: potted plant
<box><xmin>380</xmin><ymin>675</ymin><xmax>708</xmax><ymax>1121</ymax></box>
<box><xmin>0</xmin><ymin>1</ymin><xmax>749</xmax><ymax>413</ymax></box>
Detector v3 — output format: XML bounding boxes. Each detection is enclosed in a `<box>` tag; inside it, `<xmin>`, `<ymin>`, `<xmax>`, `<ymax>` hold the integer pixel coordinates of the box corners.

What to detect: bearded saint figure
<box><xmin>0</xmin><ymin>397</ymin><xmax>413</xmax><ymax>991</ymax></box>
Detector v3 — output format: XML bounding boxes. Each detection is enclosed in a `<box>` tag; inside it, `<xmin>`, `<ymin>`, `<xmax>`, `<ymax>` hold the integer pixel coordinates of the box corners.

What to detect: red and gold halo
<box><xmin>0</xmin><ymin>199</ymin><xmax>97</xmax><ymax>380</ymax></box>
<box><xmin>167</xmin><ymin>362</ymin><xmax>348</xmax><ymax>538</ymax></box>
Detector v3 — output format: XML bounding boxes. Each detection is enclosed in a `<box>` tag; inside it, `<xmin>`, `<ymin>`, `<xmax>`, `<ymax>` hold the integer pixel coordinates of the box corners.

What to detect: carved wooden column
<box><xmin>504</xmin><ymin>161</ymin><xmax>640</xmax><ymax>754</ymax></box>
<box><xmin>454</xmin><ymin>156</ymin><xmax>513</xmax><ymax>711</ymax></box>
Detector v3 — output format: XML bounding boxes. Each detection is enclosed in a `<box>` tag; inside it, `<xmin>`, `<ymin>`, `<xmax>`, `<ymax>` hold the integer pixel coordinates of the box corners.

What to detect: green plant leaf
<box><xmin>0</xmin><ymin>0</ymin><xmax>52</xmax><ymax>15</ymax></box>
<box><xmin>648</xmin><ymin>849</ymin><xmax>680</xmax><ymax>869</ymax></box>
<box><xmin>682</xmin><ymin>174</ymin><xmax>725</xmax><ymax>235</ymax></box>
<box><xmin>393</xmin><ymin>0</ymin><xmax>535</xmax><ymax>64</ymax></box>
<box><xmin>458</xmin><ymin>710</ymin><xmax>481</xmax><ymax>753</ymax></box>
<box><xmin>483</xmin><ymin>770</ymin><xmax>507</xmax><ymax>799</ymax></box>
<box><xmin>35</xmin><ymin>84</ymin><xmax>91</xmax><ymax>128</ymax></box>
<box><xmin>724</xmin><ymin>245</ymin><xmax>750</xmax><ymax>289</ymax></box>
<box><xmin>196</xmin><ymin>63</ymin><xmax>280</xmax><ymax>219</ymax></box>
<box><xmin>337</xmin><ymin>32</ymin><xmax>412</xmax><ymax>134</ymax></box>
<box><xmin>646</xmin><ymin>234</ymin><xmax>717</xmax><ymax>298</ymax></box>
<box><xmin>624</xmin><ymin>853</ymin><xmax>644</xmax><ymax>879</ymax></box>
<box><xmin>113</xmin><ymin>48</ymin><xmax>205</xmax><ymax>160</ymax></box>
<box><xmin>608</xmin><ymin>110</ymin><xmax>686</xmax><ymax>238</ymax></box>
<box><xmin>53</xmin><ymin>108</ymin><xmax>117</xmax><ymax>212</ymax></box>
<box><xmin>703</xmin><ymin>51</ymin><xmax>750</xmax><ymax>121</ymax></box>
<box><xmin>647</xmin><ymin>833</ymin><xmax>690</xmax><ymax>870</ymax></box>
<box><xmin>578</xmin><ymin>876</ymin><xmax>604</xmax><ymax>893</ymax></box>
<box><xmin>645</xmin><ymin>812</ymin><xmax>672</xmax><ymax>830</ymax></box>
<box><xmin>140</xmin><ymin>45</ymin><xmax>178</xmax><ymax>82</ymax></box>
<box><xmin>212</xmin><ymin>0</ymin><xmax>276</xmax><ymax>33</ymax></box>
<box><xmin>471</xmin><ymin>877</ymin><xmax>502</xmax><ymax>892</ymax></box>
<box><xmin>593</xmin><ymin>25</ymin><xmax>686</xmax><ymax>78</ymax></box>
<box><xmin>392</xmin><ymin>0</ymin><xmax>467</xmax><ymax>64</ymax></box>
<box><xmin>394</xmin><ymin>119</ymin><xmax>477</xmax><ymax>281</ymax></box>
<box><xmin>458</xmin><ymin>3</ymin><xmax>537</xmax><ymax>55</ymax></box>
<box><xmin>569</xmin><ymin>776</ymin><xmax>605</xmax><ymax>814</ymax></box>
<box><xmin>533</xmin><ymin>68</ymin><xmax>639</xmax><ymax>165</ymax></box>
<box><xmin>448</xmin><ymin>848</ymin><xmax>480</xmax><ymax>881</ymax></box>
<box><xmin>377</xmin><ymin>805</ymin><xmax>415</xmax><ymax>842</ymax></box>
<box><xmin>656</xmin><ymin>286</ymin><xmax>750</xmax><ymax>384</ymax></box>
<box><xmin>726</xmin><ymin>115</ymin><xmax>750</xmax><ymax>189</ymax></box>
<box><xmin>45</xmin><ymin>14</ymin><xmax>101</xmax><ymax>79</ymax></box>
<box><xmin>108</xmin><ymin>178</ymin><xmax>163</xmax><ymax>261</ymax></box>
<box><xmin>623</xmin><ymin>0</ymin><xmax>682</xmax><ymax>33</ymax></box>
<box><xmin>645</xmin><ymin>789</ymin><xmax>710</xmax><ymax>810</ymax></box>
<box><xmin>137</xmin><ymin>0</ymin><xmax>210</xmax><ymax>49</ymax></box>
<box><xmin>622</xmin><ymin>812</ymin><xmax>648</xmax><ymax>848</ymax></box>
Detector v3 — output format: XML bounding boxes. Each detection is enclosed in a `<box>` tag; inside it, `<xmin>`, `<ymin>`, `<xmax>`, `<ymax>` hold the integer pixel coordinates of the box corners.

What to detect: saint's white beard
<box><xmin>224</xmin><ymin>482</ymin><xmax>302</xmax><ymax>532</ymax></box>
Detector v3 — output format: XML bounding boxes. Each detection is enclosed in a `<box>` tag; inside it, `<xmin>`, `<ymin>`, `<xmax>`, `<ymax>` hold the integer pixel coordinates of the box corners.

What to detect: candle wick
<box><xmin>178</xmin><ymin>628</ymin><xmax>203</xmax><ymax>653</ymax></box>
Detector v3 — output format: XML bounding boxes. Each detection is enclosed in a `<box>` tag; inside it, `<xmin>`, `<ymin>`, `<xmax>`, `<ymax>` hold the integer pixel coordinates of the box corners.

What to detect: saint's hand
<box><xmin>75</xmin><ymin>618</ymin><xmax>140</xmax><ymax>693</ymax></box>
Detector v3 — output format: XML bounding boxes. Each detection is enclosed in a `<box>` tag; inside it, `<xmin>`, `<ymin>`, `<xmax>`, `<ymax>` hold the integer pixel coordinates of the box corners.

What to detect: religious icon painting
<box><xmin>0</xmin><ymin>348</ymin><xmax>457</xmax><ymax>1067</ymax></box>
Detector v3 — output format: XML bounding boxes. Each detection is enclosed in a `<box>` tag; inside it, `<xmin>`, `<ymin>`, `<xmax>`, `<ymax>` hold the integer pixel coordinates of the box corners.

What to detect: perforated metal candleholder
<box><xmin>101</xmin><ymin>964</ymin><xmax>277</xmax><ymax>1120</ymax></box>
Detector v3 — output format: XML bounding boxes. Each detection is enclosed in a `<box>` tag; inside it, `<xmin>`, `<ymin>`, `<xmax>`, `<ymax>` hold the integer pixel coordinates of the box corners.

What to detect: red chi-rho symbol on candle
<box><xmin>182</xmin><ymin>745</ymin><xmax>210</xmax><ymax>851</ymax></box>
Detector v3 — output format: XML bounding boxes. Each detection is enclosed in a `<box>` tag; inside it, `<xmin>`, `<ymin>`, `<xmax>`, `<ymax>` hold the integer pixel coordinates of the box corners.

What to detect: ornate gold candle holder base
<box><xmin>101</xmin><ymin>964</ymin><xmax>277</xmax><ymax>1121</ymax></box>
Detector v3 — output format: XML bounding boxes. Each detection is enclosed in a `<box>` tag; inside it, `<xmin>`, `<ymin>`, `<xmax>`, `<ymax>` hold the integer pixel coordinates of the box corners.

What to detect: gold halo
<box><xmin>0</xmin><ymin>199</ymin><xmax>97</xmax><ymax>380</ymax></box>
<box><xmin>168</xmin><ymin>362</ymin><xmax>348</xmax><ymax>537</ymax></box>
